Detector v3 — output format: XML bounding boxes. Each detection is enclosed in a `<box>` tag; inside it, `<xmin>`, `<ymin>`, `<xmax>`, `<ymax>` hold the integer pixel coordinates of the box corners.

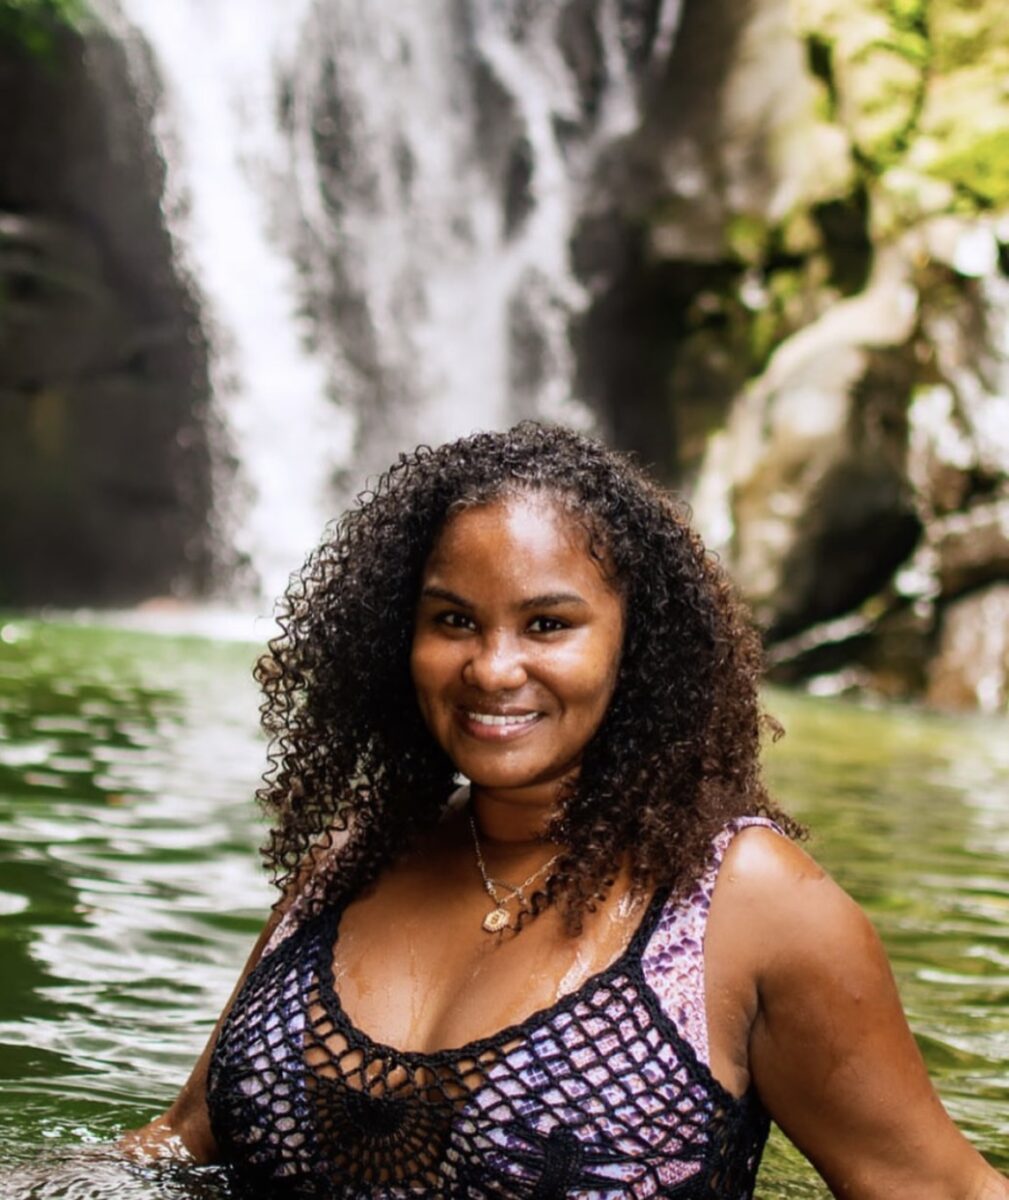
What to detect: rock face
<box><xmin>927</xmin><ymin>584</ymin><xmax>1009</xmax><ymax>710</ymax></box>
<box><xmin>640</xmin><ymin>0</ymin><xmax>1009</xmax><ymax>712</ymax></box>
<box><xmin>0</xmin><ymin>23</ymin><xmax>215</xmax><ymax>606</ymax></box>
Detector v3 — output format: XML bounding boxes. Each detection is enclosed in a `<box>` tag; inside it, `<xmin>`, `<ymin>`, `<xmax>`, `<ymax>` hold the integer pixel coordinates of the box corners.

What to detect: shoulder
<box><xmin>716</xmin><ymin>823</ymin><xmax>825</xmax><ymax>893</ymax></box>
<box><xmin>262</xmin><ymin>822</ymin><xmax>353</xmax><ymax>955</ymax></box>
<box><xmin>710</xmin><ymin>824</ymin><xmax>880</xmax><ymax>988</ymax></box>
<box><xmin>718</xmin><ymin>835</ymin><xmax>1005</xmax><ymax>1197</ymax></box>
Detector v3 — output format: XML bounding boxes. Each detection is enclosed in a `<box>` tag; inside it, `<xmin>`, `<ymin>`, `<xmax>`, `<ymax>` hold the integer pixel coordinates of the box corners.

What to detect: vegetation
<box><xmin>792</xmin><ymin>0</ymin><xmax>1009</xmax><ymax>227</ymax></box>
<box><xmin>699</xmin><ymin>0</ymin><xmax>1009</xmax><ymax>399</ymax></box>
<box><xmin>0</xmin><ymin>0</ymin><xmax>84</xmax><ymax>56</ymax></box>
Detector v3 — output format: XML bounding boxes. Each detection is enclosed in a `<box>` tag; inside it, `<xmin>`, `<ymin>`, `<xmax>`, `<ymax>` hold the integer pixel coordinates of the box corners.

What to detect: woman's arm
<box><xmin>720</xmin><ymin>828</ymin><xmax>1008</xmax><ymax>1200</ymax></box>
<box><xmin>117</xmin><ymin>901</ymin><xmax>290</xmax><ymax>1163</ymax></box>
<box><xmin>119</xmin><ymin>828</ymin><xmax>347</xmax><ymax>1163</ymax></box>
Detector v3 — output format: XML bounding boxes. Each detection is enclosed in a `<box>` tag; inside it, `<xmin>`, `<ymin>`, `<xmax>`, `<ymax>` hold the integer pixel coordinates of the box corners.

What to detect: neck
<box><xmin>468</xmin><ymin>784</ymin><xmax>562</xmax><ymax>852</ymax></box>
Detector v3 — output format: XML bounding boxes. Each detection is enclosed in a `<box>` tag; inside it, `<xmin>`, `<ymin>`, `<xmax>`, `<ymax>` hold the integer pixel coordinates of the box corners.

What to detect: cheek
<box><xmin>410</xmin><ymin>636</ymin><xmax>452</xmax><ymax>708</ymax></box>
<box><xmin>557</xmin><ymin>637</ymin><xmax>622</xmax><ymax>711</ymax></box>
<box><xmin>584</xmin><ymin>631</ymin><xmax>624</xmax><ymax>715</ymax></box>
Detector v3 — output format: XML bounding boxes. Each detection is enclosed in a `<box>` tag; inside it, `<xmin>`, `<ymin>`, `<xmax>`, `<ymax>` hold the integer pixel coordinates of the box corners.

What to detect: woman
<box><xmin>124</xmin><ymin>423</ymin><xmax>1008</xmax><ymax>1197</ymax></box>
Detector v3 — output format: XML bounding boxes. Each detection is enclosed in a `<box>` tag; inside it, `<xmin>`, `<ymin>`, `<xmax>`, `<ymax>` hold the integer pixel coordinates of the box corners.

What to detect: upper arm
<box><xmin>121</xmin><ymin>830</ymin><xmax>346</xmax><ymax>1163</ymax></box>
<box><xmin>120</xmin><ymin>899</ymin><xmax>289</xmax><ymax>1162</ymax></box>
<box><xmin>721</xmin><ymin>829</ymin><xmax>1007</xmax><ymax>1200</ymax></box>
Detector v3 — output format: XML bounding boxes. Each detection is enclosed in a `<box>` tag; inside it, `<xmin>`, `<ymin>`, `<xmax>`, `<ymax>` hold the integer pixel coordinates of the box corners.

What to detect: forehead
<box><xmin>423</xmin><ymin>494</ymin><xmax>611</xmax><ymax>587</ymax></box>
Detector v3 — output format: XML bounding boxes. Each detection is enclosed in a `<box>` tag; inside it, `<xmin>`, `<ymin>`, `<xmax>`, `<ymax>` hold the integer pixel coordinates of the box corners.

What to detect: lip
<box><xmin>454</xmin><ymin>705</ymin><xmax>545</xmax><ymax>742</ymax></box>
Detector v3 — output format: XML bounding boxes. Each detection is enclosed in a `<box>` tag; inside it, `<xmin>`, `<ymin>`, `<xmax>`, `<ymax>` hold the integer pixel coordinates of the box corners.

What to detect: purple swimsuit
<box><xmin>206</xmin><ymin>820</ymin><xmax>775</xmax><ymax>1197</ymax></box>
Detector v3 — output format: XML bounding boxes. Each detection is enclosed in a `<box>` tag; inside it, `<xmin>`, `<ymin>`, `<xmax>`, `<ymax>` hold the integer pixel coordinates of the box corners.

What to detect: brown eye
<box><xmin>437</xmin><ymin>611</ymin><xmax>476</xmax><ymax>631</ymax></box>
<box><xmin>528</xmin><ymin>616</ymin><xmax>568</xmax><ymax>634</ymax></box>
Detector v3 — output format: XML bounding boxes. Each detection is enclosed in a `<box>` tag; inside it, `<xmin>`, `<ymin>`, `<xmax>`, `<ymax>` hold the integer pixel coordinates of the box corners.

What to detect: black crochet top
<box><xmin>206</xmin><ymin>843</ymin><xmax>771</xmax><ymax>1198</ymax></box>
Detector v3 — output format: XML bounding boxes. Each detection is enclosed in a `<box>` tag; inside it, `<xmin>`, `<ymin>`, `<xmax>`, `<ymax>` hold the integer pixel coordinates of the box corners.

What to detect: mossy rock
<box><xmin>929</xmin><ymin>0</ymin><xmax>1009</xmax><ymax>74</ymax></box>
<box><xmin>928</xmin><ymin>131</ymin><xmax>1009</xmax><ymax>209</ymax></box>
<box><xmin>915</xmin><ymin>65</ymin><xmax>1009</xmax><ymax>209</ymax></box>
<box><xmin>838</xmin><ymin>43</ymin><xmax>922</xmax><ymax>165</ymax></box>
<box><xmin>793</xmin><ymin>4</ymin><xmax>928</xmax><ymax>170</ymax></box>
<box><xmin>726</xmin><ymin>214</ymin><xmax>773</xmax><ymax>265</ymax></box>
<box><xmin>793</xmin><ymin>0</ymin><xmax>1009</xmax><ymax>223</ymax></box>
<box><xmin>0</xmin><ymin>0</ymin><xmax>84</xmax><ymax>57</ymax></box>
<box><xmin>872</xmin><ymin>166</ymin><xmax>956</xmax><ymax>236</ymax></box>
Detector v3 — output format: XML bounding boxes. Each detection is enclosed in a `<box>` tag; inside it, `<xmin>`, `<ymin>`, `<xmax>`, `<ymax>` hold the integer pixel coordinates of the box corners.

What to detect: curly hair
<box><xmin>256</xmin><ymin>421</ymin><xmax>798</xmax><ymax>933</ymax></box>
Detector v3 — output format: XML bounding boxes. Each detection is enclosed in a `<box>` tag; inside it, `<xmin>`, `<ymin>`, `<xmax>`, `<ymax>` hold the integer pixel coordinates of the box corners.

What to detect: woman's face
<box><xmin>411</xmin><ymin>493</ymin><xmax>625</xmax><ymax>808</ymax></box>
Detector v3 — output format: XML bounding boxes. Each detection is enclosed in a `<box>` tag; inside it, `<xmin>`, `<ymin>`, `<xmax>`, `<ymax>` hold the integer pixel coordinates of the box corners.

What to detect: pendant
<box><xmin>482</xmin><ymin>906</ymin><xmax>511</xmax><ymax>933</ymax></box>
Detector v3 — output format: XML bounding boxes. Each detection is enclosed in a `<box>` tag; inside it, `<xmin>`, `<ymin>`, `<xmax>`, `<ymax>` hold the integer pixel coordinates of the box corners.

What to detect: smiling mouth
<box><xmin>464</xmin><ymin>710</ymin><xmax>540</xmax><ymax>728</ymax></box>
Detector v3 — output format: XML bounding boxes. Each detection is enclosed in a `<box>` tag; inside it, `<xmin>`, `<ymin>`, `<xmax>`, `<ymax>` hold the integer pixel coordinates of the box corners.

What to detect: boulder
<box><xmin>932</xmin><ymin>500</ymin><xmax>1009</xmax><ymax>596</ymax></box>
<box><xmin>927</xmin><ymin>584</ymin><xmax>1009</xmax><ymax>711</ymax></box>
<box><xmin>694</xmin><ymin>248</ymin><xmax>921</xmax><ymax>636</ymax></box>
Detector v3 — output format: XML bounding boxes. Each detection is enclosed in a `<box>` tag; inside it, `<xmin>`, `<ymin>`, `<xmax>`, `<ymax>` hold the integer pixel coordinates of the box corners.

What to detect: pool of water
<box><xmin>0</xmin><ymin>617</ymin><xmax>1006</xmax><ymax>1196</ymax></box>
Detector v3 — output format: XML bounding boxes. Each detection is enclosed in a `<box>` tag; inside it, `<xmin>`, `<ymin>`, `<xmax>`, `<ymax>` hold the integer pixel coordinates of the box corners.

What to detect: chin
<box><xmin>456</xmin><ymin>758</ymin><xmax>568</xmax><ymax>799</ymax></box>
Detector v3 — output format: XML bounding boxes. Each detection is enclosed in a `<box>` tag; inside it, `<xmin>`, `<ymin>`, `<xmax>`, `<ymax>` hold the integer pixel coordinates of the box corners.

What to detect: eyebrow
<box><xmin>519</xmin><ymin>592</ymin><xmax>588</xmax><ymax>610</ymax></box>
<box><xmin>419</xmin><ymin>585</ymin><xmax>587</xmax><ymax>610</ymax></box>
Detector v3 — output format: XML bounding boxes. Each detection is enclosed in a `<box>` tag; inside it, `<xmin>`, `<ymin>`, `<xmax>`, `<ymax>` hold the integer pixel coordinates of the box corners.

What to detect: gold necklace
<box><xmin>468</xmin><ymin>813</ymin><xmax>560</xmax><ymax>933</ymax></box>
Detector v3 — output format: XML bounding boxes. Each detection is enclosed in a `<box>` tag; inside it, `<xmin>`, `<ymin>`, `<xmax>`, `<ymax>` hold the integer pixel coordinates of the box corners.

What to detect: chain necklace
<box><xmin>468</xmin><ymin>813</ymin><xmax>560</xmax><ymax>933</ymax></box>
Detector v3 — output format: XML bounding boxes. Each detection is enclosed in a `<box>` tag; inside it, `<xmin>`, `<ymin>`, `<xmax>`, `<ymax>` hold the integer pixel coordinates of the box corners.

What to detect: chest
<box><xmin>330</xmin><ymin>874</ymin><xmax>646</xmax><ymax>1054</ymax></box>
<box><xmin>207</xmin><ymin>899</ymin><xmax>770</xmax><ymax>1198</ymax></box>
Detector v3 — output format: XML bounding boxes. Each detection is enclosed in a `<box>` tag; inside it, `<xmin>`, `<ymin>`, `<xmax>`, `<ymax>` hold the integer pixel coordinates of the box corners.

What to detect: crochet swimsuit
<box><xmin>206</xmin><ymin>819</ymin><xmax>774</xmax><ymax>1198</ymax></box>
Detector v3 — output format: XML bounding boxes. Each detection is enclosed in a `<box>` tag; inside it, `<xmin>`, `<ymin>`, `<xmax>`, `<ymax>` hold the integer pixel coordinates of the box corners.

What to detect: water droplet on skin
<box><xmin>556</xmin><ymin>950</ymin><xmax>592</xmax><ymax>1000</ymax></box>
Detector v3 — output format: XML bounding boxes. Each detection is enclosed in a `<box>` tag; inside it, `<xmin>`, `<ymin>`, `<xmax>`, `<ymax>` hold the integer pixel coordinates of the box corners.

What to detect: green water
<box><xmin>0</xmin><ymin>618</ymin><xmax>1006</xmax><ymax>1196</ymax></box>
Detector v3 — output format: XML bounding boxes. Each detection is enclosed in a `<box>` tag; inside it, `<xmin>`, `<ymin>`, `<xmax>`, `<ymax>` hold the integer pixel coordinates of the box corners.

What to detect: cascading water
<box><xmin>96</xmin><ymin>0</ymin><xmax>354</xmax><ymax>605</ymax></box>
<box><xmin>98</xmin><ymin>0</ymin><xmax>682</xmax><ymax>602</ymax></box>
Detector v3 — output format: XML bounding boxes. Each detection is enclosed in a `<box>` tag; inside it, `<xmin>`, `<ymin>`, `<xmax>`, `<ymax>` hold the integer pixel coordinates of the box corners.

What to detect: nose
<box><xmin>463</xmin><ymin>630</ymin><xmax>528</xmax><ymax>692</ymax></box>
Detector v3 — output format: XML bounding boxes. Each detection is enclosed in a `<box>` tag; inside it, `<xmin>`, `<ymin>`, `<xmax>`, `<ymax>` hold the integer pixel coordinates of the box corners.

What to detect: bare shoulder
<box><xmin>713</xmin><ymin>824</ymin><xmax>832</xmax><ymax>909</ymax></box>
<box><xmin>711</xmin><ymin>825</ymin><xmax>880</xmax><ymax>984</ymax></box>
<box><xmin>718</xmin><ymin>823</ymin><xmax>824</xmax><ymax>883</ymax></box>
<box><xmin>706</xmin><ymin>824</ymin><xmax>1009</xmax><ymax>1199</ymax></box>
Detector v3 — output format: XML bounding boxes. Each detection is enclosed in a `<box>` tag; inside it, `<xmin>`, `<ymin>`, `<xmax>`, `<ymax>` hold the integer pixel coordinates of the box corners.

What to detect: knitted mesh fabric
<box><xmin>206</xmin><ymin>825</ymin><xmax>772</xmax><ymax>1199</ymax></box>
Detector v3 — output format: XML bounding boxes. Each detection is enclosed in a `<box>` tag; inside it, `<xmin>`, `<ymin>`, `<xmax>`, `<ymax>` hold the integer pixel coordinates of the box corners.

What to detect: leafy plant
<box><xmin>0</xmin><ymin>0</ymin><xmax>85</xmax><ymax>57</ymax></box>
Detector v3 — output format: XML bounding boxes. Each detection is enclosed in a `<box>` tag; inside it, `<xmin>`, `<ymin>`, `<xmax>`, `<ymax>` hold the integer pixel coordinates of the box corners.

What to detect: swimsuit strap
<box><xmin>641</xmin><ymin>816</ymin><xmax>782</xmax><ymax>1065</ymax></box>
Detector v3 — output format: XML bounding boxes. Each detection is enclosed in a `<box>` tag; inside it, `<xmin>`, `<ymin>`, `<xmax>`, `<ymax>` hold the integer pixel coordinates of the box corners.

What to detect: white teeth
<box><xmin>466</xmin><ymin>711</ymin><xmax>539</xmax><ymax>727</ymax></box>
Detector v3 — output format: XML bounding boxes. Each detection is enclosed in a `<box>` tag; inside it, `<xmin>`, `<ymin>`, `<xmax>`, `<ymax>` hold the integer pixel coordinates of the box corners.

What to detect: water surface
<box><xmin>0</xmin><ymin>619</ymin><xmax>1006</xmax><ymax>1196</ymax></box>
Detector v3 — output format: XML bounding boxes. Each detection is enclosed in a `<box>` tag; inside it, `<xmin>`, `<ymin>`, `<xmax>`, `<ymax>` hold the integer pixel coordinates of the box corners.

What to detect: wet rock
<box><xmin>857</xmin><ymin>604</ymin><xmax>934</xmax><ymax>700</ymax></box>
<box><xmin>932</xmin><ymin>500</ymin><xmax>1009</xmax><ymax>596</ymax></box>
<box><xmin>767</xmin><ymin>602</ymin><xmax>933</xmax><ymax>701</ymax></box>
<box><xmin>927</xmin><ymin>584</ymin><xmax>1009</xmax><ymax>712</ymax></box>
<box><xmin>0</xmin><ymin>24</ymin><xmax>214</xmax><ymax>605</ymax></box>
<box><xmin>0</xmin><ymin>214</ymin><xmax>120</xmax><ymax>382</ymax></box>
<box><xmin>906</xmin><ymin>384</ymin><xmax>975</xmax><ymax>516</ymax></box>
<box><xmin>694</xmin><ymin>248</ymin><xmax>921</xmax><ymax>636</ymax></box>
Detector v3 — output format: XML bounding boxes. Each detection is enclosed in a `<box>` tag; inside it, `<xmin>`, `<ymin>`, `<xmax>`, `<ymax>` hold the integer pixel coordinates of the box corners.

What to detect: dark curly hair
<box><xmin>256</xmin><ymin>421</ymin><xmax>798</xmax><ymax>933</ymax></box>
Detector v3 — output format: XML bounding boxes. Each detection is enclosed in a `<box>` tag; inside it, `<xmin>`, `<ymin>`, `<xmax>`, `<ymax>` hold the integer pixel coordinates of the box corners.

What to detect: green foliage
<box><xmin>0</xmin><ymin>0</ymin><xmax>84</xmax><ymax>57</ymax></box>
<box><xmin>726</xmin><ymin>214</ymin><xmax>772</xmax><ymax>266</ymax></box>
<box><xmin>931</xmin><ymin>130</ymin><xmax>1009</xmax><ymax>208</ymax></box>
<box><xmin>886</xmin><ymin>0</ymin><xmax>930</xmax><ymax>64</ymax></box>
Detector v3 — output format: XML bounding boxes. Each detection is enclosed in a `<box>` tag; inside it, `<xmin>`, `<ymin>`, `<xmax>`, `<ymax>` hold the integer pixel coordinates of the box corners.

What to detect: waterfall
<box><xmin>98</xmin><ymin>0</ymin><xmax>354</xmax><ymax>604</ymax></box>
<box><xmin>99</xmin><ymin>0</ymin><xmax>682</xmax><ymax>602</ymax></box>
